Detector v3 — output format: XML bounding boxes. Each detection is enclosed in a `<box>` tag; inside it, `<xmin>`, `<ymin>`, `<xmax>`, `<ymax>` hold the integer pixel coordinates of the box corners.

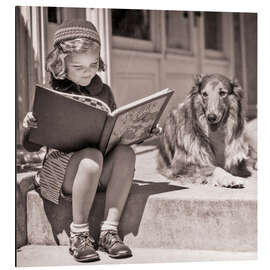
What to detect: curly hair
<box><xmin>46</xmin><ymin>38</ymin><xmax>105</xmax><ymax>87</ymax></box>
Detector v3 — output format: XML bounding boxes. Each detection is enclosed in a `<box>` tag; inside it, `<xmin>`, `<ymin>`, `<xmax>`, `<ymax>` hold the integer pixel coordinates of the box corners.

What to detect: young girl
<box><xmin>22</xmin><ymin>20</ymin><xmax>136</xmax><ymax>262</ymax></box>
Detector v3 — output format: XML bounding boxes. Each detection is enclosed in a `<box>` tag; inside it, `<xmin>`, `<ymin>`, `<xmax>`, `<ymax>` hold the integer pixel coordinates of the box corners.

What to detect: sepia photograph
<box><xmin>14</xmin><ymin>3</ymin><xmax>258</xmax><ymax>268</ymax></box>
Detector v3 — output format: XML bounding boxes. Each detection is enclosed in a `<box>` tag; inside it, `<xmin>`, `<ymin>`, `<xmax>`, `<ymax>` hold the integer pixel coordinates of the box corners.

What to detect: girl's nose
<box><xmin>83</xmin><ymin>67</ymin><xmax>92</xmax><ymax>75</ymax></box>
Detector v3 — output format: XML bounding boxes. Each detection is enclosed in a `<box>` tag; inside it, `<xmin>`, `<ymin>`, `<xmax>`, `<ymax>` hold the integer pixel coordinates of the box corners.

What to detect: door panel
<box><xmin>110</xmin><ymin>10</ymin><xmax>234</xmax><ymax>120</ymax></box>
<box><xmin>111</xmin><ymin>52</ymin><xmax>159</xmax><ymax>107</ymax></box>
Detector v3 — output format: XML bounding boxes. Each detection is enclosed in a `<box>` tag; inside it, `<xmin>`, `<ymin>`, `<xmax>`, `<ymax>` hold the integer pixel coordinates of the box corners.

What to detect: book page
<box><xmin>105</xmin><ymin>96</ymin><xmax>168</xmax><ymax>154</ymax></box>
<box><xmin>60</xmin><ymin>92</ymin><xmax>111</xmax><ymax>113</ymax></box>
<box><xmin>111</xmin><ymin>88</ymin><xmax>171</xmax><ymax>116</ymax></box>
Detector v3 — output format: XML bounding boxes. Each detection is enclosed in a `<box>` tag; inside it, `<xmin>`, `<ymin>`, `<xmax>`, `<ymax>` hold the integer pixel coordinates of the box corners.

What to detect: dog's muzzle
<box><xmin>207</xmin><ymin>113</ymin><xmax>218</xmax><ymax>123</ymax></box>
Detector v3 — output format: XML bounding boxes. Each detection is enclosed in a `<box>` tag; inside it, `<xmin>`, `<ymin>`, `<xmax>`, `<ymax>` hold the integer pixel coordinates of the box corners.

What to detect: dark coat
<box><xmin>22</xmin><ymin>75</ymin><xmax>117</xmax><ymax>152</ymax></box>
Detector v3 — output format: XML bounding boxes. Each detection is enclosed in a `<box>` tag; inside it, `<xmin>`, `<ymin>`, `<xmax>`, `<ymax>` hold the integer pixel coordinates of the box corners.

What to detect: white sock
<box><xmin>100</xmin><ymin>221</ymin><xmax>119</xmax><ymax>237</ymax></box>
<box><xmin>70</xmin><ymin>222</ymin><xmax>89</xmax><ymax>235</ymax></box>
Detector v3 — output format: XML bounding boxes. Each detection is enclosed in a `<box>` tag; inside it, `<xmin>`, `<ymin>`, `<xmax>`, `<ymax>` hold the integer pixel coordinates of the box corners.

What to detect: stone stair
<box><xmin>16</xmin><ymin>245</ymin><xmax>257</xmax><ymax>267</ymax></box>
<box><xmin>16</xmin><ymin>145</ymin><xmax>257</xmax><ymax>254</ymax></box>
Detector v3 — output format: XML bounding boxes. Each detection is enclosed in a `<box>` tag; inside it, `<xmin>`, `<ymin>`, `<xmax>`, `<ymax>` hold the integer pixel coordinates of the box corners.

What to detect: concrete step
<box><xmin>16</xmin><ymin>245</ymin><xmax>257</xmax><ymax>267</ymax></box>
<box><xmin>17</xmin><ymin>146</ymin><xmax>257</xmax><ymax>252</ymax></box>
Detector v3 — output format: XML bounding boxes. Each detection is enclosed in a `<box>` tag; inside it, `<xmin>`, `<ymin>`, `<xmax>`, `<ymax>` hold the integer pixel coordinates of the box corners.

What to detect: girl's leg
<box><xmin>99</xmin><ymin>144</ymin><xmax>135</xmax><ymax>224</ymax></box>
<box><xmin>98</xmin><ymin>145</ymin><xmax>135</xmax><ymax>258</ymax></box>
<box><xmin>62</xmin><ymin>147</ymin><xmax>103</xmax><ymax>262</ymax></box>
<box><xmin>63</xmin><ymin>147</ymin><xmax>103</xmax><ymax>224</ymax></box>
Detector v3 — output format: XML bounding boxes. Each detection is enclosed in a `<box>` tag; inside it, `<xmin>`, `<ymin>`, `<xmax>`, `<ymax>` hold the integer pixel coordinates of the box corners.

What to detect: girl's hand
<box><xmin>150</xmin><ymin>124</ymin><xmax>163</xmax><ymax>136</ymax></box>
<box><xmin>23</xmin><ymin>112</ymin><xmax>38</xmax><ymax>129</ymax></box>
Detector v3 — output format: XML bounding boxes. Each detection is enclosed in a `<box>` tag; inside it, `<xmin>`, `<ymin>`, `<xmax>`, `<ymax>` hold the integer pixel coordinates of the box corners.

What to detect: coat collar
<box><xmin>61</xmin><ymin>74</ymin><xmax>104</xmax><ymax>96</ymax></box>
<box><xmin>83</xmin><ymin>74</ymin><xmax>103</xmax><ymax>96</ymax></box>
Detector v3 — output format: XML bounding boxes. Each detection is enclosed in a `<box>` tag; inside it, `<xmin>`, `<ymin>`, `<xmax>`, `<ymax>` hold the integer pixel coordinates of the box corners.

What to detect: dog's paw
<box><xmin>210</xmin><ymin>167</ymin><xmax>245</xmax><ymax>188</ymax></box>
<box><xmin>214</xmin><ymin>176</ymin><xmax>244</xmax><ymax>188</ymax></box>
<box><xmin>222</xmin><ymin>176</ymin><xmax>245</xmax><ymax>188</ymax></box>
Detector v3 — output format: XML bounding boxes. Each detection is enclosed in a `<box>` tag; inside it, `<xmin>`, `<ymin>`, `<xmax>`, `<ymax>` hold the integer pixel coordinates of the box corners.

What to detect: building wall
<box><xmin>15</xmin><ymin>7</ymin><xmax>257</xmax><ymax>144</ymax></box>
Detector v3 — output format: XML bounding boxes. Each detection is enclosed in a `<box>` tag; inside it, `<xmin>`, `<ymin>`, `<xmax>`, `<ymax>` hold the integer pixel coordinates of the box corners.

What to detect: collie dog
<box><xmin>158</xmin><ymin>73</ymin><xmax>252</xmax><ymax>188</ymax></box>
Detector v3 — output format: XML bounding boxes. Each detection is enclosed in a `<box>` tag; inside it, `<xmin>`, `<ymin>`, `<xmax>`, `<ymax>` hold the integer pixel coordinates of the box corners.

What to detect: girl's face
<box><xmin>65</xmin><ymin>48</ymin><xmax>99</xmax><ymax>86</ymax></box>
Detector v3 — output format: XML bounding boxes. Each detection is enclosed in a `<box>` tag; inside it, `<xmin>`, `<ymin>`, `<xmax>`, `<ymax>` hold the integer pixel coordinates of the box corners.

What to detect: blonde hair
<box><xmin>46</xmin><ymin>38</ymin><xmax>105</xmax><ymax>80</ymax></box>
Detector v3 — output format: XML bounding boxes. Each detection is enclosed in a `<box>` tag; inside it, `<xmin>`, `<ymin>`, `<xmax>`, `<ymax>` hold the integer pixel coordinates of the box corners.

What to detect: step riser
<box><xmin>26</xmin><ymin>190</ymin><xmax>257</xmax><ymax>251</ymax></box>
<box><xmin>125</xmin><ymin>197</ymin><xmax>257</xmax><ymax>251</ymax></box>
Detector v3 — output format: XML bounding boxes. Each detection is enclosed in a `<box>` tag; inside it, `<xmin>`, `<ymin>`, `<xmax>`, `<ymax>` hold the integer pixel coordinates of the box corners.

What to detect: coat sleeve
<box><xmin>22</xmin><ymin>127</ymin><xmax>43</xmax><ymax>152</ymax></box>
<box><xmin>106</xmin><ymin>85</ymin><xmax>117</xmax><ymax>111</ymax></box>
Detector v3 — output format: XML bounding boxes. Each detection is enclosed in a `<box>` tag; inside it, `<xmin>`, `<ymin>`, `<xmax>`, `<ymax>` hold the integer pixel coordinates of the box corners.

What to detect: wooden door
<box><xmin>110</xmin><ymin>10</ymin><xmax>234</xmax><ymax>122</ymax></box>
<box><xmin>162</xmin><ymin>11</ymin><xmax>234</xmax><ymax>114</ymax></box>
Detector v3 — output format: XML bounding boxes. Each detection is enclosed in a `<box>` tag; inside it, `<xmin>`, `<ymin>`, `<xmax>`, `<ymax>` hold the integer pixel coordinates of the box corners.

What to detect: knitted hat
<box><xmin>53</xmin><ymin>19</ymin><xmax>101</xmax><ymax>47</ymax></box>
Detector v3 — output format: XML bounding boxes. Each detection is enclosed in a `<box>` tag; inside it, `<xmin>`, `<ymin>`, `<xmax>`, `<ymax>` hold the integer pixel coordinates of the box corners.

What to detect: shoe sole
<box><xmin>69</xmin><ymin>248</ymin><xmax>100</xmax><ymax>262</ymax></box>
<box><xmin>98</xmin><ymin>247</ymin><xmax>132</xmax><ymax>259</ymax></box>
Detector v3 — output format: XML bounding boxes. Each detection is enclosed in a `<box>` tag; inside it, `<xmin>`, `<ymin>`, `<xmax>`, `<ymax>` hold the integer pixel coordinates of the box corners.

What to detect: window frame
<box><xmin>111</xmin><ymin>10</ymin><xmax>157</xmax><ymax>52</ymax></box>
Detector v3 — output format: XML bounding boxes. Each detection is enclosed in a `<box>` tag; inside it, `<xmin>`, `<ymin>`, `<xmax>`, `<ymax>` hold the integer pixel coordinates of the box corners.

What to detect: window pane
<box><xmin>48</xmin><ymin>7</ymin><xmax>57</xmax><ymax>23</ymax></box>
<box><xmin>48</xmin><ymin>7</ymin><xmax>62</xmax><ymax>24</ymax></box>
<box><xmin>204</xmin><ymin>12</ymin><xmax>223</xmax><ymax>51</ymax></box>
<box><xmin>166</xmin><ymin>11</ymin><xmax>190</xmax><ymax>50</ymax></box>
<box><xmin>111</xmin><ymin>9</ymin><xmax>151</xmax><ymax>40</ymax></box>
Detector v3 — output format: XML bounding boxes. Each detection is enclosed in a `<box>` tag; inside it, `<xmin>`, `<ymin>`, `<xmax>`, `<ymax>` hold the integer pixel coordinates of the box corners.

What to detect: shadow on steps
<box><xmin>39</xmin><ymin>179</ymin><xmax>187</xmax><ymax>248</ymax></box>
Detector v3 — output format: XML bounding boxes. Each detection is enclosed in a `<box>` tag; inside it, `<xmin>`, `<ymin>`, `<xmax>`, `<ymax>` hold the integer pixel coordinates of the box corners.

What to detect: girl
<box><xmin>22</xmin><ymin>20</ymin><xmax>136</xmax><ymax>262</ymax></box>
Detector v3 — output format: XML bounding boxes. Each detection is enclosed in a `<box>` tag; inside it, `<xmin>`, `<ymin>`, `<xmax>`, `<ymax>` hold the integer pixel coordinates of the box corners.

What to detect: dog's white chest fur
<box><xmin>209</xmin><ymin>128</ymin><xmax>226</xmax><ymax>167</ymax></box>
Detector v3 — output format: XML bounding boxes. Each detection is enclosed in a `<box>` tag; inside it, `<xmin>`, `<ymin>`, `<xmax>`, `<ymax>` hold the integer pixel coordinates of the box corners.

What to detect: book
<box><xmin>29</xmin><ymin>85</ymin><xmax>174</xmax><ymax>155</ymax></box>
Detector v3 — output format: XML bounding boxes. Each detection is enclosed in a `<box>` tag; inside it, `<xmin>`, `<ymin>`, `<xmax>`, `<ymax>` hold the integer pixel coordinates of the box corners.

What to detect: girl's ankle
<box><xmin>70</xmin><ymin>222</ymin><xmax>89</xmax><ymax>234</ymax></box>
<box><xmin>100</xmin><ymin>220</ymin><xmax>118</xmax><ymax>238</ymax></box>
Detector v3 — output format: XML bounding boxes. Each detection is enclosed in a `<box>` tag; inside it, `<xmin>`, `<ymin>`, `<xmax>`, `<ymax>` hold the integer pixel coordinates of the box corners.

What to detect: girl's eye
<box><xmin>72</xmin><ymin>66</ymin><xmax>83</xmax><ymax>70</ymax></box>
<box><xmin>202</xmin><ymin>92</ymin><xmax>208</xmax><ymax>98</ymax></box>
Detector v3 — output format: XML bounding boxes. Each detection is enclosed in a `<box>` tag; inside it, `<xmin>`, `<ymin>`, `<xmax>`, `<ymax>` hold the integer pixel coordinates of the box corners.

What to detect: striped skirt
<box><xmin>39</xmin><ymin>150</ymin><xmax>73</xmax><ymax>204</ymax></box>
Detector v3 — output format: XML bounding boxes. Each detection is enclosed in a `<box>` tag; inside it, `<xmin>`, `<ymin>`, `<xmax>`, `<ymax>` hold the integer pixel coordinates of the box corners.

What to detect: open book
<box><xmin>29</xmin><ymin>85</ymin><xmax>174</xmax><ymax>155</ymax></box>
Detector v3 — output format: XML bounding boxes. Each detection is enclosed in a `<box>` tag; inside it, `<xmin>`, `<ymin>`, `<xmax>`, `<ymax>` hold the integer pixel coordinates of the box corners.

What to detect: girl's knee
<box><xmin>79</xmin><ymin>147</ymin><xmax>103</xmax><ymax>162</ymax></box>
<box><xmin>114</xmin><ymin>145</ymin><xmax>136</xmax><ymax>164</ymax></box>
<box><xmin>77</xmin><ymin>148</ymin><xmax>103</xmax><ymax>175</ymax></box>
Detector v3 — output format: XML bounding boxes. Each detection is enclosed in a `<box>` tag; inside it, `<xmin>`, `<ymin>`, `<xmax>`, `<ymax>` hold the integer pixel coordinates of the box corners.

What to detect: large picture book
<box><xmin>29</xmin><ymin>85</ymin><xmax>174</xmax><ymax>155</ymax></box>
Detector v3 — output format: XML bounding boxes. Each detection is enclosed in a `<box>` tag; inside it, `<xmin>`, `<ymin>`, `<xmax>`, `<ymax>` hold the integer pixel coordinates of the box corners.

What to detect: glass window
<box><xmin>166</xmin><ymin>11</ymin><xmax>190</xmax><ymax>50</ymax></box>
<box><xmin>111</xmin><ymin>9</ymin><xmax>151</xmax><ymax>40</ymax></box>
<box><xmin>47</xmin><ymin>7</ymin><xmax>62</xmax><ymax>24</ymax></box>
<box><xmin>204</xmin><ymin>12</ymin><xmax>223</xmax><ymax>51</ymax></box>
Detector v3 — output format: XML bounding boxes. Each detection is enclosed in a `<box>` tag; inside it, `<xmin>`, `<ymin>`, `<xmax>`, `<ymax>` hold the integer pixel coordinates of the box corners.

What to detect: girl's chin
<box><xmin>78</xmin><ymin>78</ymin><xmax>92</xmax><ymax>86</ymax></box>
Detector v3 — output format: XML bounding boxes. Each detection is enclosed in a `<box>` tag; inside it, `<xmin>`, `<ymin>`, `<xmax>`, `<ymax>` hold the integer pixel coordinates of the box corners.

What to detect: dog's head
<box><xmin>192</xmin><ymin>73</ymin><xmax>244</xmax><ymax>130</ymax></box>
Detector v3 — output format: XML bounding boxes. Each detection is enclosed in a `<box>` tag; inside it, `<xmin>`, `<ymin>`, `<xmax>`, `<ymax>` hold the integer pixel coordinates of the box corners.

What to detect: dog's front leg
<box><xmin>207</xmin><ymin>167</ymin><xmax>245</xmax><ymax>188</ymax></box>
<box><xmin>225</xmin><ymin>138</ymin><xmax>251</xmax><ymax>178</ymax></box>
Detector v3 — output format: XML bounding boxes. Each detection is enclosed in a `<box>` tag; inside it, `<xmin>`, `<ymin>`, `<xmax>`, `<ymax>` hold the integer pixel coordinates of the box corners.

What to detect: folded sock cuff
<box><xmin>70</xmin><ymin>222</ymin><xmax>89</xmax><ymax>233</ymax></box>
<box><xmin>100</xmin><ymin>220</ymin><xmax>119</xmax><ymax>232</ymax></box>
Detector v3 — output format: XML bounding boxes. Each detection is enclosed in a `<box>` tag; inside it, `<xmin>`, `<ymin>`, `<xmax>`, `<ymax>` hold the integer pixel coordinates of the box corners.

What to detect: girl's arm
<box><xmin>22</xmin><ymin>127</ymin><xmax>43</xmax><ymax>152</ymax></box>
<box><xmin>22</xmin><ymin>112</ymin><xmax>43</xmax><ymax>152</ymax></box>
<box><xmin>150</xmin><ymin>124</ymin><xmax>163</xmax><ymax>136</ymax></box>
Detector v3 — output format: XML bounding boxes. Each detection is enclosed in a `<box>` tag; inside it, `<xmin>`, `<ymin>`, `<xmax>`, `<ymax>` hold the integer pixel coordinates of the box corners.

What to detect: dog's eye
<box><xmin>201</xmin><ymin>92</ymin><xmax>208</xmax><ymax>98</ymax></box>
<box><xmin>219</xmin><ymin>90</ymin><xmax>227</xmax><ymax>97</ymax></box>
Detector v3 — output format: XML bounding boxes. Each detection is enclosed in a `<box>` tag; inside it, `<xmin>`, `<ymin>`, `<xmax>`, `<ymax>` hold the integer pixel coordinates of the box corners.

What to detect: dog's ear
<box><xmin>231</xmin><ymin>77</ymin><xmax>243</xmax><ymax>99</ymax></box>
<box><xmin>194</xmin><ymin>74</ymin><xmax>203</xmax><ymax>86</ymax></box>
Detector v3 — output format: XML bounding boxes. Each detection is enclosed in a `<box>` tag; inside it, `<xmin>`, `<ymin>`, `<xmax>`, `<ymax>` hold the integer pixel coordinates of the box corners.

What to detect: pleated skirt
<box><xmin>38</xmin><ymin>150</ymin><xmax>73</xmax><ymax>205</ymax></box>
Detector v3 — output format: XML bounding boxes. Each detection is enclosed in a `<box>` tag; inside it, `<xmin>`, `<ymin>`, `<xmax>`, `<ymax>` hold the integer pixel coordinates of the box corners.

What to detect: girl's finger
<box><xmin>23</xmin><ymin>113</ymin><xmax>38</xmax><ymax>128</ymax></box>
<box><xmin>29</xmin><ymin>112</ymin><xmax>37</xmax><ymax>121</ymax></box>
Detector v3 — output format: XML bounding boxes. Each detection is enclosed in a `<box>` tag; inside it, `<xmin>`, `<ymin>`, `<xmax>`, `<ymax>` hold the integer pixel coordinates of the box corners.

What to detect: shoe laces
<box><xmin>72</xmin><ymin>231</ymin><xmax>95</xmax><ymax>250</ymax></box>
<box><xmin>102</xmin><ymin>230</ymin><xmax>122</xmax><ymax>248</ymax></box>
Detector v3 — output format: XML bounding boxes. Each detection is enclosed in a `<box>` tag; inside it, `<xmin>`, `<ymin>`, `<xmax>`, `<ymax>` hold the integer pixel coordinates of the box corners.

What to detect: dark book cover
<box><xmin>29</xmin><ymin>85</ymin><xmax>108</xmax><ymax>153</ymax></box>
<box><xmin>29</xmin><ymin>85</ymin><xmax>174</xmax><ymax>154</ymax></box>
